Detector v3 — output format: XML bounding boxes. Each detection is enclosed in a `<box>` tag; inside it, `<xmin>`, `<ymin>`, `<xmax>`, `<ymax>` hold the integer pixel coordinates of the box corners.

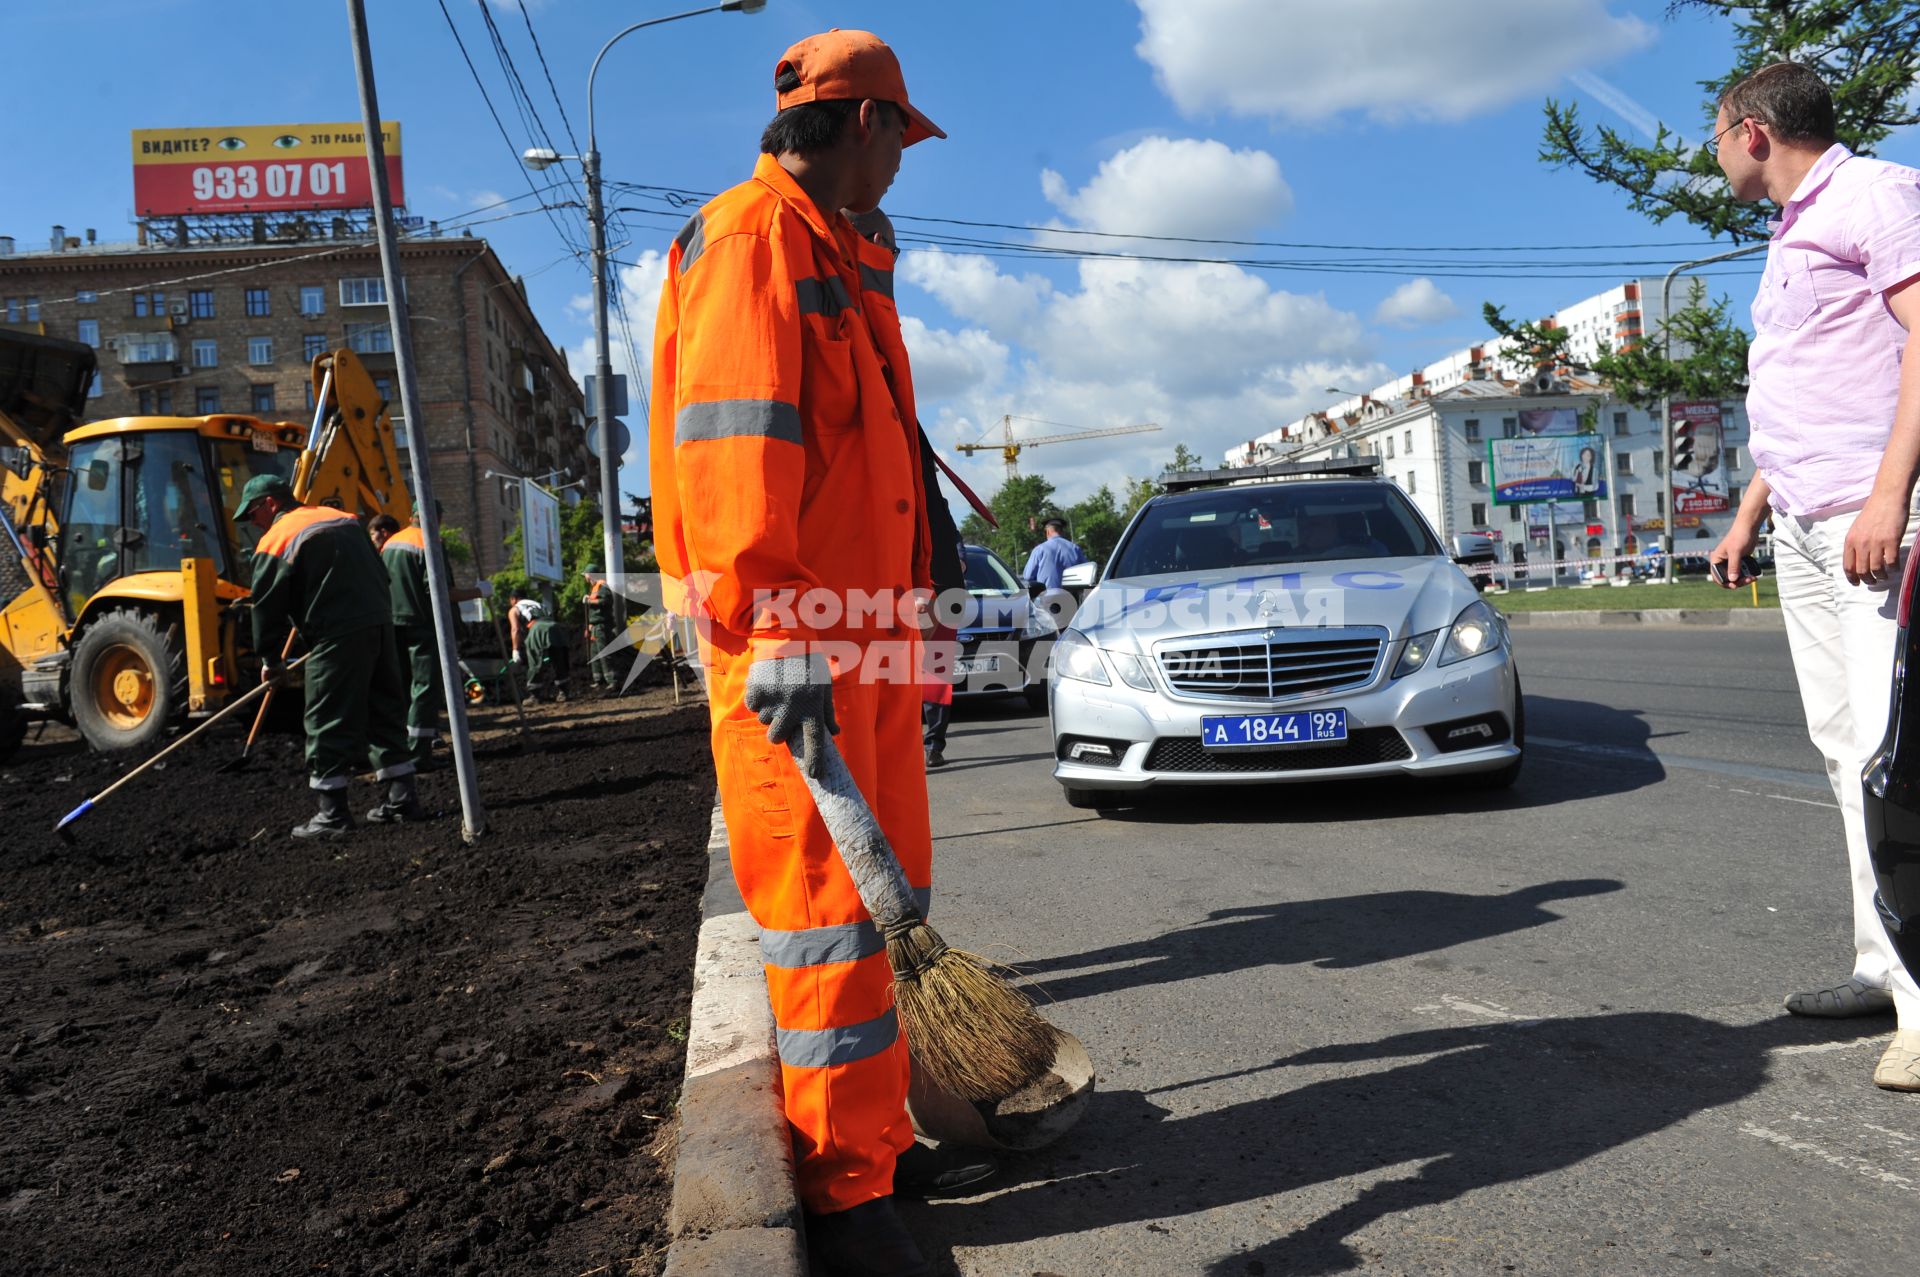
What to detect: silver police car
<box><xmin>1048</xmin><ymin>460</ymin><xmax>1521</xmax><ymax>810</ymax></box>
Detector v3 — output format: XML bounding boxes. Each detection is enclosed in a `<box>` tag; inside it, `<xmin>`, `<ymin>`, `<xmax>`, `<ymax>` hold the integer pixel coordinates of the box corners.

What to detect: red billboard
<box><xmin>132</xmin><ymin>122</ymin><xmax>404</xmax><ymax>216</ymax></box>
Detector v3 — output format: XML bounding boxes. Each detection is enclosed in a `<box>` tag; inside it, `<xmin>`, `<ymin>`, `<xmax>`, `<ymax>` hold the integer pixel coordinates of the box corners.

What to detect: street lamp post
<box><xmin>523</xmin><ymin>0</ymin><xmax>765</xmax><ymax>622</ymax></box>
<box><xmin>1659</xmin><ymin>242</ymin><xmax>1768</xmax><ymax>582</ymax></box>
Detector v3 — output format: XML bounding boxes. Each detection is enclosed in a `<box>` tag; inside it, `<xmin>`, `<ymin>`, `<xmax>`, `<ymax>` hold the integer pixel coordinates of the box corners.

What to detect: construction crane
<box><xmin>956</xmin><ymin>415</ymin><xmax>1161</xmax><ymax>481</ymax></box>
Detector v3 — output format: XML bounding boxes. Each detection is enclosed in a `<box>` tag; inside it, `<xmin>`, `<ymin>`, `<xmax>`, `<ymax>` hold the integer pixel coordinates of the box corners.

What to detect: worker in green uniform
<box><xmin>582</xmin><ymin>559</ymin><xmax>615</xmax><ymax>692</ymax></box>
<box><xmin>240</xmin><ymin>474</ymin><xmax>422</xmax><ymax>836</ymax></box>
<box><xmin>381</xmin><ymin>503</ymin><xmax>479</xmax><ymax>770</ymax></box>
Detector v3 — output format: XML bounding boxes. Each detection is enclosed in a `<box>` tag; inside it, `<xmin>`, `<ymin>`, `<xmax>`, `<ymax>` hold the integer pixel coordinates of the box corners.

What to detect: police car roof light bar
<box><xmin>1161</xmin><ymin>456</ymin><xmax>1384</xmax><ymax>493</ymax></box>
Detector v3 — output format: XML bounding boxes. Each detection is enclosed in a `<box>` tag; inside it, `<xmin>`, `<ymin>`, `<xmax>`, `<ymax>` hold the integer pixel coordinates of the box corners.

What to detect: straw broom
<box><xmin>795</xmin><ymin>735</ymin><xmax>1057</xmax><ymax>1103</ymax></box>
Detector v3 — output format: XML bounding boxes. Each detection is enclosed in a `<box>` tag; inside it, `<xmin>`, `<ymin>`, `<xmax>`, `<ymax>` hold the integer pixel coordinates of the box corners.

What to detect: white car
<box><xmin>1048</xmin><ymin>459</ymin><xmax>1522</xmax><ymax>810</ymax></box>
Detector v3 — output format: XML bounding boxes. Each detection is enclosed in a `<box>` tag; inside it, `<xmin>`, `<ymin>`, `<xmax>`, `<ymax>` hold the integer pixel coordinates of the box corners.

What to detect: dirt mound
<box><xmin>0</xmin><ymin>689</ymin><xmax>716</xmax><ymax>1276</ymax></box>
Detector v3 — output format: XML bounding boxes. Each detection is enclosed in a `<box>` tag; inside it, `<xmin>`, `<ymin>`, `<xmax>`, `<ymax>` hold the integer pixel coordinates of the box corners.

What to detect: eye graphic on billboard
<box><xmin>132</xmin><ymin>122</ymin><xmax>404</xmax><ymax>216</ymax></box>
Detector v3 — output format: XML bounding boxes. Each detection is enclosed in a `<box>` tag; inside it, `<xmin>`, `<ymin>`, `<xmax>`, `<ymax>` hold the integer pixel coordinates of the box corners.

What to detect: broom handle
<box><xmin>244</xmin><ymin>630</ymin><xmax>301</xmax><ymax>752</ymax></box>
<box><xmin>791</xmin><ymin>735</ymin><xmax>923</xmax><ymax>931</ymax></box>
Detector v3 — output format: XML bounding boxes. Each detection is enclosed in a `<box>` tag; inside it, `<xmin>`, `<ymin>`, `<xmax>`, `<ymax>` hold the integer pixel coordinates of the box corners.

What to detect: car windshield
<box><xmin>963</xmin><ymin>546</ymin><xmax>1022</xmax><ymax>594</ymax></box>
<box><xmin>1111</xmin><ymin>481</ymin><xmax>1440</xmax><ymax>578</ymax></box>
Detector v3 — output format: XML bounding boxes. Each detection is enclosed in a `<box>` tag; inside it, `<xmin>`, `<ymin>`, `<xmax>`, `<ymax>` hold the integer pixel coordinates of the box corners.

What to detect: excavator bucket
<box><xmin>294</xmin><ymin>348</ymin><xmax>411</xmax><ymax>523</ymax></box>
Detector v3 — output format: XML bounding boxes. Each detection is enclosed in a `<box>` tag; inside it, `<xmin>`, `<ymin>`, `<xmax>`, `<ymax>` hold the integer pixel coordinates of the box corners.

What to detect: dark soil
<box><xmin>0</xmin><ymin>686</ymin><xmax>717</xmax><ymax>1276</ymax></box>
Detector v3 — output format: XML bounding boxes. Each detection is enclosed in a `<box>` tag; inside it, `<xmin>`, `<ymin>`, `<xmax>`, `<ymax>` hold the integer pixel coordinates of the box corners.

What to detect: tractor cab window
<box><xmin>61</xmin><ymin>438</ymin><xmax>128</xmax><ymax>615</ymax></box>
<box><xmin>123</xmin><ymin>430</ymin><xmax>225</xmax><ymax>579</ymax></box>
<box><xmin>207</xmin><ymin>437</ymin><xmax>298</xmax><ymax>556</ymax></box>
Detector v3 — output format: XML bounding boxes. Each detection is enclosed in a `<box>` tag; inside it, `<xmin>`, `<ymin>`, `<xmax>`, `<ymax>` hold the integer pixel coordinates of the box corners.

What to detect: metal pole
<box><xmin>1604</xmin><ymin>429</ymin><xmax>1620</xmax><ymax>577</ymax></box>
<box><xmin>346</xmin><ymin>0</ymin><xmax>487</xmax><ymax>840</ymax></box>
<box><xmin>584</xmin><ymin>149</ymin><xmax>625</xmax><ymax>627</ymax></box>
<box><xmin>1659</xmin><ymin>243</ymin><xmax>1767</xmax><ymax>582</ymax></box>
<box><xmin>1547</xmin><ymin>499</ymin><xmax>1558</xmax><ymax>590</ymax></box>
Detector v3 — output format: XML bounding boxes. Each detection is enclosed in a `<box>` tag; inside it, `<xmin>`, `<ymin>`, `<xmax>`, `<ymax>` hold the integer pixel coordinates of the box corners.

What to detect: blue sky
<box><xmin>15</xmin><ymin>0</ymin><xmax>1911</xmax><ymax>506</ymax></box>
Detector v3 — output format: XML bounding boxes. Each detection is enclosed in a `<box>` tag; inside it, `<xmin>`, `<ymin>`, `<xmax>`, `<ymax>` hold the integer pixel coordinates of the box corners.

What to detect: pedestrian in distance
<box><xmin>508</xmin><ymin>589</ymin><xmax>567</xmax><ymax>702</ymax></box>
<box><xmin>846</xmin><ymin>205</ymin><xmax>969</xmax><ymax>771</ymax></box>
<box><xmin>648</xmin><ymin>29</ymin><xmax>989</xmax><ymax>1277</ymax></box>
<box><xmin>1706</xmin><ymin>61</ymin><xmax>1920</xmax><ymax>1090</ymax></box>
<box><xmin>382</xmin><ymin>502</ymin><xmax>480</xmax><ymax>770</ymax></box>
<box><xmin>237</xmin><ymin>474</ymin><xmax>421</xmax><ymax>837</ymax></box>
<box><xmin>368</xmin><ymin>513</ymin><xmax>401</xmax><ymax>553</ymax></box>
<box><xmin>1022</xmin><ymin>516</ymin><xmax>1087</xmax><ymax>591</ymax></box>
<box><xmin>582</xmin><ymin>559</ymin><xmax>616</xmax><ymax>691</ymax></box>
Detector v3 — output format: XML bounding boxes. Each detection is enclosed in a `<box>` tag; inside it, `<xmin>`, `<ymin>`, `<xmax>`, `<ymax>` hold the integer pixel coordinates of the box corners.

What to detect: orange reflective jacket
<box><xmin>650</xmin><ymin>154</ymin><xmax>930</xmax><ymax>652</ymax></box>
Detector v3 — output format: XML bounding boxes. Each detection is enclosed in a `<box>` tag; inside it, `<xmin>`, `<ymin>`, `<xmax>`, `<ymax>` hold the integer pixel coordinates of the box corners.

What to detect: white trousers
<box><xmin>1774</xmin><ymin>505</ymin><xmax>1920</xmax><ymax>1025</ymax></box>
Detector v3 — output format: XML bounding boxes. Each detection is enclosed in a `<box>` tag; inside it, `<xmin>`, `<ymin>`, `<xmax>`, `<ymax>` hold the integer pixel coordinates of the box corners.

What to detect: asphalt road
<box><xmin>906</xmin><ymin>627</ymin><xmax>1919</xmax><ymax>1277</ymax></box>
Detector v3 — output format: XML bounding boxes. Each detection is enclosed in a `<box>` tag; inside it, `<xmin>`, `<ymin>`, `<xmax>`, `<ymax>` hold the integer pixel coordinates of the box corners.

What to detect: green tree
<box><xmin>1067</xmin><ymin>485</ymin><xmax>1127</xmax><ymax>564</ymax></box>
<box><xmin>960</xmin><ymin>473</ymin><xmax>1057</xmax><ymax>567</ymax></box>
<box><xmin>1122</xmin><ymin>475</ymin><xmax>1163</xmax><ymax>520</ymax></box>
<box><xmin>1161</xmin><ymin>443</ymin><xmax>1206</xmax><ymax>477</ymax></box>
<box><xmin>1540</xmin><ymin>2</ymin><xmax>1920</xmax><ymax>241</ymax></box>
<box><xmin>490</xmin><ymin>499</ymin><xmax>646</xmax><ymax>623</ymax></box>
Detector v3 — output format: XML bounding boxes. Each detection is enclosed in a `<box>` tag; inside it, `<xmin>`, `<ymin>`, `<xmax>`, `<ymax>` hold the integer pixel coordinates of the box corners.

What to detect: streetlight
<box><xmin>524</xmin><ymin>0</ymin><xmax>767</xmax><ymax>620</ymax></box>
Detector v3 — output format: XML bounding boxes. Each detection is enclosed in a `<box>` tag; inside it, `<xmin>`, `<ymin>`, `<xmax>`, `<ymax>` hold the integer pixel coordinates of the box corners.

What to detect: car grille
<box><xmin>1143</xmin><ymin>728</ymin><xmax>1412</xmax><ymax>774</ymax></box>
<box><xmin>1154</xmin><ymin>628</ymin><xmax>1386</xmax><ymax>701</ymax></box>
<box><xmin>958</xmin><ymin>628</ymin><xmax>1019</xmax><ymax>650</ymax></box>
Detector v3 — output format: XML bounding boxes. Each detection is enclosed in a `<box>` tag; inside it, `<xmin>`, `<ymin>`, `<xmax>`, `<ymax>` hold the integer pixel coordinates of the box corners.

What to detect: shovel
<box><xmin>56</xmin><ymin>657</ymin><xmax>309</xmax><ymax>834</ymax></box>
<box><xmin>218</xmin><ymin>632</ymin><xmax>299</xmax><ymax>774</ymax></box>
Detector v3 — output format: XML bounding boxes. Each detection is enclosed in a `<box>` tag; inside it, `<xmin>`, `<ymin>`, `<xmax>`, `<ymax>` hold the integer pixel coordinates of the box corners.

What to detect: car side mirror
<box><xmin>1061</xmin><ymin>561</ymin><xmax>1098</xmax><ymax>588</ymax></box>
<box><xmin>85</xmin><ymin>459</ymin><xmax>111</xmax><ymax>492</ymax></box>
<box><xmin>3</xmin><ymin>446</ymin><xmax>31</xmax><ymax>479</ymax></box>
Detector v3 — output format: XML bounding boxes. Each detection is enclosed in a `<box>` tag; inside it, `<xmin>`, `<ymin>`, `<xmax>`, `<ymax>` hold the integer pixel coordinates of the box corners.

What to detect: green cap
<box><xmin>583</xmin><ymin>558</ymin><xmax>602</xmax><ymax>574</ymax></box>
<box><xmin>236</xmin><ymin>473</ymin><xmax>297</xmax><ymax>519</ymax></box>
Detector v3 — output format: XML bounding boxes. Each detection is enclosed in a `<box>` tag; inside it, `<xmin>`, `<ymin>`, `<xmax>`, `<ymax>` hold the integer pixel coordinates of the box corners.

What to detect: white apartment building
<box><xmin>1225</xmin><ymin>280</ymin><xmax>1746</xmax><ymax>571</ymax></box>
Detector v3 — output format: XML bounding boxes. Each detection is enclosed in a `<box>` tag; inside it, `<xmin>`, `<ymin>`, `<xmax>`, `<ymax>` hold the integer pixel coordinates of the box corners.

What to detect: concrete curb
<box><xmin>1502</xmin><ymin>607</ymin><xmax>1784</xmax><ymax>629</ymax></box>
<box><xmin>662</xmin><ymin>803</ymin><xmax>807</xmax><ymax>1277</ymax></box>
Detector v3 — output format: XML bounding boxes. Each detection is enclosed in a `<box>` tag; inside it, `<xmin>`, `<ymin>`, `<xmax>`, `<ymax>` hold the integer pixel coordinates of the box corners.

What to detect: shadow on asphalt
<box><xmin>1014</xmin><ymin>879</ymin><xmax>1624</xmax><ymax>1004</ymax></box>
<box><xmin>909</xmin><ymin>1012</ymin><xmax>1876</xmax><ymax>1276</ymax></box>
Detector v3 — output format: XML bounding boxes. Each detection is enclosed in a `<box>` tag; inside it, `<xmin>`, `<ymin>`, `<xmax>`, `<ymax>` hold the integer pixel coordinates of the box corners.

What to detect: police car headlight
<box><xmin>1393</xmin><ymin>629</ymin><xmax>1441</xmax><ymax>679</ymax></box>
<box><xmin>1440</xmin><ymin>599</ymin><xmax>1504</xmax><ymax>666</ymax></box>
<box><xmin>1051</xmin><ymin>629</ymin><xmax>1110</xmax><ymax>686</ymax></box>
<box><xmin>1107</xmin><ymin>651</ymin><xmax>1156</xmax><ymax>692</ymax></box>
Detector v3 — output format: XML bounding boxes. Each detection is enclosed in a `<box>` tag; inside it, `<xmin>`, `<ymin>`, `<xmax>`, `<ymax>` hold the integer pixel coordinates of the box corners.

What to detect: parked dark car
<box><xmin>1864</xmin><ymin>567</ymin><xmax>1920</xmax><ymax>984</ymax></box>
<box><xmin>951</xmin><ymin>544</ymin><xmax>1053</xmax><ymax>711</ymax></box>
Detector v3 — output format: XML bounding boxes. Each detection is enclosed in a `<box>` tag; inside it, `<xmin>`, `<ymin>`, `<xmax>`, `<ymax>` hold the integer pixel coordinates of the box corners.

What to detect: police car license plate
<box><xmin>1201</xmin><ymin>709</ymin><xmax>1347</xmax><ymax>749</ymax></box>
<box><xmin>955</xmin><ymin>654</ymin><xmax>1001</xmax><ymax>675</ymax></box>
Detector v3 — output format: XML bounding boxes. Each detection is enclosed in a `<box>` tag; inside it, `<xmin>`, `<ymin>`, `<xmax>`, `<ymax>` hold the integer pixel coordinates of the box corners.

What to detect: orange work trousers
<box><xmin>704</xmin><ymin>639</ymin><xmax>933</xmax><ymax>1214</ymax></box>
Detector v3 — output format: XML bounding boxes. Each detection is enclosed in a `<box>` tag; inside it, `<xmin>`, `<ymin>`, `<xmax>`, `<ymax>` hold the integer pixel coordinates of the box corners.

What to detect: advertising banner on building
<box><xmin>1518</xmin><ymin>407</ymin><xmax>1581</xmax><ymax>436</ymax></box>
<box><xmin>523</xmin><ymin>479</ymin><xmax>564</xmax><ymax>583</ymax></box>
<box><xmin>132</xmin><ymin>122</ymin><xmax>405</xmax><ymax>216</ymax></box>
<box><xmin>1670</xmin><ymin>400</ymin><xmax>1730</xmax><ymax>515</ymax></box>
<box><xmin>1490</xmin><ymin>434</ymin><xmax>1606</xmax><ymax>504</ymax></box>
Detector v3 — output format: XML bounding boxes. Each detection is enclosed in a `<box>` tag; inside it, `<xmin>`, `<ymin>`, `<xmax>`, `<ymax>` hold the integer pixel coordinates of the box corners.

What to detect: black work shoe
<box><xmin>293</xmin><ymin>789</ymin><xmax>352</xmax><ymax>839</ymax></box>
<box><xmin>924</xmin><ymin>750</ymin><xmax>946</xmax><ymax>769</ymax></box>
<box><xmin>367</xmin><ymin>775</ymin><xmax>426</xmax><ymax>825</ymax></box>
<box><xmin>893</xmin><ymin>1140</ymin><xmax>997</xmax><ymax>1198</ymax></box>
<box><xmin>805</xmin><ymin>1196</ymin><xmax>930</xmax><ymax>1277</ymax></box>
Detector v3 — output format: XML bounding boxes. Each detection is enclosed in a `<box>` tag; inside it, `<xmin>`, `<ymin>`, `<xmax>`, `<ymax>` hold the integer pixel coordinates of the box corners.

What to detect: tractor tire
<box><xmin>70</xmin><ymin>608</ymin><xmax>188</xmax><ymax>755</ymax></box>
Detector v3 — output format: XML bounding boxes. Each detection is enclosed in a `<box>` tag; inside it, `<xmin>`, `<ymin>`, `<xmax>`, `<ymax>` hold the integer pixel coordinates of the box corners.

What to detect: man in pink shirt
<box><xmin>1709</xmin><ymin>62</ymin><xmax>1920</xmax><ymax>1091</ymax></box>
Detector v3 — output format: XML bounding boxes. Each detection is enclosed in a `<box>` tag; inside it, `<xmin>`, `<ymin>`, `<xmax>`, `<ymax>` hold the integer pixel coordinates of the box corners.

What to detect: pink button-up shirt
<box><xmin>1747</xmin><ymin>144</ymin><xmax>1920</xmax><ymax>517</ymax></box>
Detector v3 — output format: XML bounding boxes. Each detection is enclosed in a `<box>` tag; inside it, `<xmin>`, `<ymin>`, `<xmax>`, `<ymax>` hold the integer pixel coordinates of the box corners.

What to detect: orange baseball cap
<box><xmin>774</xmin><ymin>29</ymin><xmax>946</xmax><ymax>146</ymax></box>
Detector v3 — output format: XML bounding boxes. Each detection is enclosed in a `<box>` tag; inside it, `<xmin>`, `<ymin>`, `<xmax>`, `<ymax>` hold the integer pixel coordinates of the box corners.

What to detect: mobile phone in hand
<box><xmin>1710</xmin><ymin>555</ymin><xmax>1762</xmax><ymax>586</ymax></box>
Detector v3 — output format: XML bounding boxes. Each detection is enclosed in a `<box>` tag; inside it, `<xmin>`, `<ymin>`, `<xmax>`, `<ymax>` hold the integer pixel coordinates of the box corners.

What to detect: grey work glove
<box><xmin>743</xmin><ymin>651</ymin><xmax>839</xmax><ymax>780</ymax></box>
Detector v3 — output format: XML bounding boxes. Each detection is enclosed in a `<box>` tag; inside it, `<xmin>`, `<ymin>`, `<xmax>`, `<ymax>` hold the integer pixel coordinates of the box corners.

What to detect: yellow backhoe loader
<box><xmin>0</xmin><ymin>330</ymin><xmax>409</xmax><ymax>759</ymax></box>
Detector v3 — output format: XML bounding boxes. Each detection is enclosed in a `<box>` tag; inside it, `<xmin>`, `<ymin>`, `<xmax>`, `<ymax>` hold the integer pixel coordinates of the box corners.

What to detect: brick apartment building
<box><xmin>0</xmin><ymin>228</ymin><xmax>590</xmax><ymax>578</ymax></box>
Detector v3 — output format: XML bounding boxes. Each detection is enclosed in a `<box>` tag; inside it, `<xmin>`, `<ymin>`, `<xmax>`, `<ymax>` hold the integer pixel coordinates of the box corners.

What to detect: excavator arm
<box><xmin>293</xmin><ymin>348</ymin><xmax>411</xmax><ymax>522</ymax></box>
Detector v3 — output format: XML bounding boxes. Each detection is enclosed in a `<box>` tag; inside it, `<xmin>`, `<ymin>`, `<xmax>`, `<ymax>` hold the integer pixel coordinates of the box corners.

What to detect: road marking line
<box><xmin>1769</xmin><ymin>1033</ymin><xmax>1891</xmax><ymax>1057</ymax></box>
<box><xmin>1740</xmin><ymin>1123</ymin><xmax>1919</xmax><ymax>1192</ymax></box>
<box><xmin>1410</xmin><ymin>994</ymin><xmax>1548</xmax><ymax>1023</ymax></box>
<box><xmin>1863</xmin><ymin>1123</ymin><xmax>1916</xmax><ymax>1144</ymax></box>
<box><xmin>1768</xmin><ymin>793</ymin><xmax>1838</xmax><ymax>808</ymax></box>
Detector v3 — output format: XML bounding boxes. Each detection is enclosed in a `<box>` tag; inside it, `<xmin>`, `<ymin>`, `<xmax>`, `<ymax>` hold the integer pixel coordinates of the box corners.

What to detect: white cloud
<box><xmin>1134</xmin><ymin>0</ymin><xmax>1654</xmax><ymax>123</ymax></box>
<box><xmin>1039</xmin><ymin>137</ymin><xmax>1292</xmax><ymax>239</ymax></box>
<box><xmin>899</xmin><ymin>316</ymin><xmax>1010</xmax><ymax>406</ymax></box>
<box><xmin>1373</xmin><ymin>278</ymin><xmax>1459</xmax><ymax>328</ymax></box>
<box><xmin>568</xmin><ymin>249</ymin><xmax>668</xmax><ymax>482</ymax></box>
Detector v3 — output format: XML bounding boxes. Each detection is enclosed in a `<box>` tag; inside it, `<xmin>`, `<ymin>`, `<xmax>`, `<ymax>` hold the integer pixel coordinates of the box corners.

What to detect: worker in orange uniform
<box><xmin>648</xmin><ymin>29</ymin><xmax>980</xmax><ymax>1277</ymax></box>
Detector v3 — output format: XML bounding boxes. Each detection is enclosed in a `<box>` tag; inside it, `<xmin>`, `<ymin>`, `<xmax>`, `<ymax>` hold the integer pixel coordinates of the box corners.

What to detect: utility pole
<box><xmin>345</xmin><ymin>0</ymin><xmax>487</xmax><ymax>840</ymax></box>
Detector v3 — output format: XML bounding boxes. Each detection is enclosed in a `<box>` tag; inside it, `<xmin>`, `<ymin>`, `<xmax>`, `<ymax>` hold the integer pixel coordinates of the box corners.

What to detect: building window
<box><xmin>373</xmin><ymin>376</ymin><xmax>394</xmax><ymax>402</ymax></box>
<box><xmin>1582</xmin><ymin>500</ymin><xmax>1598</xmax><ymax>520</ymax></box>
<box><xmin>156</xmin><ymin>388</ymin><xmax>172</xmax><ymax>414</ymax></box>
<box><xmin>251</xmin><ymin>384</ymin><xmax>276</xmax><ymax>413</ymax></box>
<box><xmin>299</xmin><ymin>285</ymin><xmax>326</xmax><ymax>317</ymax></box>
<box><xmin>300</xmin><ymin>333</ymin><xmax>325</xmax><ymax>362</ymax></box>
<box><xmin>1502</xmin><ymin>417</ymin><xmax>1518</xmax><ymax>438</ymax></box>
<box><xmin>1616</xmin><ymin>451</ymin><xmax>1633</xmax><ymax>475</ymax></box>
<box><xmin>1729</xmin><ymin>484</ymin><xmax>1742</xmax><ymax>506</ymax></box>
<box><xmin>245</xmin><ymin>287</ymin><xmax>271</xmax><ymax>317</ymax></box>
<box><xmin>4</xmin><ymin>298</ymin><xmax>18</xmax><ymax>323</ymax></box>
<box><xmin>1620</xmin><ymin>494</ymin><xmax>1637</xmax><ymax>517</ymax></box>
<box><xmin>76</xmin><ymin>290</ymin><xmax>96</xmax><ymax>304</ymax></box>
<box><xmin>1467</xmin><ymin>459</ymin><xmax>1485</xmax><ymax>485</ymax></box>
<box><xmin>344</xmin><ymin>321</ymin><xmax>392</xmax><ymax>354</ymax></box>
<box><xmin>189</xmin><ymin>289</ymin><xmax>215</xmax><ymax>319</ymax></box>
<box><xmin>1725</xmin><ymin>447</ymin><xmax>1739</xmax><ymax>471</ymax></box>
<box><xmin>1613</xmin><ymin>411</ymin><xmax>1629</xmax><ymax>435</ymax></box>
<box><xmin>1384</xmin><ymin>437</ymin><xmax>1395</xmax><ymax>459</ymax></box>
<box><xmin>132</xmin><ymin>291</ymin><xmax>165</xmax><ymax>318</ymax></box>
<box><xmin>1656</xmin><ymin>490</ymin><xmax>1666</xmax><ymax>515</ymax></box>
<box><xmin>340</xmin><ymin>276</ymin><xmax>387</xmax><ymax>306</ymax></box>
<box><xmin>196</xmin><ymin>387</ymin><xmax>220</xmax><ymax>414</ymax></box>
<box><xmin>1404</xmin><ymin>430</ymin><xmax>1414</xmax><ymax>452</ymax></box>
<box><xmin>1406</xmin><ymin>472</ymin><xmax>1417</xmax><ymax>495</ymax></box>
<box><xmin>191</xmin><ymin>338</ymin><xmax>218</xmax><ymax>368</ymax></box>
<box><xmin>137</xmin><ymin>390</ymin><xmax>153</xmax><ymax>413</ymax></box>
<box><xmin>1471</xmin><ymin>502</ymin><xmax>1487</xmax><ymax>526</ymax></box>
<box><xmin>76</xmin><ymin>319</ymin><xmax>100</xmax><ymax>347</ymax></box>
<box><xmin>1463</xmin><ymin>419</ymin><xmax>1481</xmax><ymax>443</ymax></box>
<box><xmin>1509</xmin><ymin>504</ymin><xmax>1522</xmax><ymax>523</ymax></box>
<box><xmin>248</xmin><ymin>336</ymin><xmax>273</xmax><ymax>365</ymax></box>
<box><xmin>25</xmin><ymin>297</ymin><xmax>40</xmax><ymax>321</ymax></box>
<box><xmin>305</xmin><ymin>382</ymin><xmax>316</xmax><ymax>410</ymax></box>
<box><xmin>1652</xmin><ymin>449</ymin><xmax>1664</xmax><ymax>477</ymax></box>
<box><xmin>89</xmin><ymin>371</ymin><xmax>102</xmax><ymax>397</ymax></box>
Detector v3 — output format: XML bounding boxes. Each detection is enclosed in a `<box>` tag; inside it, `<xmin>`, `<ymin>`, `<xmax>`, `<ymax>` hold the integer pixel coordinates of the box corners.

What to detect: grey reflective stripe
<box><xmin>860</xmin><ymin>263</ymin><xmax>894</xmax><ymax>301</ymax></box>
<box><xmin>675</xmin><ymin>399</ymin><xmax>802</xmax><ymax>446</ymax></box>
<box><xmin>674</xmin><ymin>211</ymin><xmax>707</xmax><ymax>274</ymax></box>
<box><xmin>757</xmin><ymin>886</ymin><xmax>933</xmax><ymax>969</ymax></box>
<box><xmin>776</xmin><ymin>1008</ymin><xmax>898</xmax><ymax>1068</ymax></box>
<box><xmin>796</xmin><ymin>274</ymin><xmax>853</xmax><ymax>317</ymax></box>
